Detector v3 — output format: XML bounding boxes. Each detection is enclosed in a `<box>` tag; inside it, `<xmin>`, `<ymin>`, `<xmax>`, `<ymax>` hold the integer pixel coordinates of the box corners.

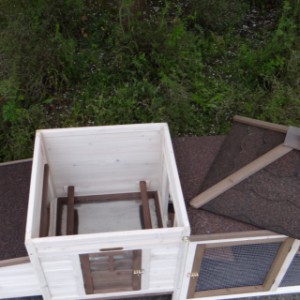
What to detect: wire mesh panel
<box><xmin>280</xmin><ymin>248</ymin><xmax>300</xmax><ymax>287</ymax></box>
<box><xmin>196</xmin><ymin>242</ymin><xmax>281</xmax><ymax>292</ymax></box>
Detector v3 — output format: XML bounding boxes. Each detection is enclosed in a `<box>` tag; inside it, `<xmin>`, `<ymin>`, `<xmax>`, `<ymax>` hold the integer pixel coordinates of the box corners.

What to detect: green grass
<box><xmin>0</xmin><ymin>0</ymin><xmax>300</xmax><ymax>162</ymax></box>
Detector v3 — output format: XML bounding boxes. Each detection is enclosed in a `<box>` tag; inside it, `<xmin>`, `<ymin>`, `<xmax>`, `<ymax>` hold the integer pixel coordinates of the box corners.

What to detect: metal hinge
<box><xmin>182</xmin><ymin>236</ymin><xmax>190</xmax><ymax>242</ymax></box>
<box><xmin>187</xmin><ymin>272</ymin><xmax>199</xmax><ymax>278</ymax></box>
<box><xmin>133</xmin><ymin>269</ymin><xmax>144</xmax><ymax>276</ymax></box>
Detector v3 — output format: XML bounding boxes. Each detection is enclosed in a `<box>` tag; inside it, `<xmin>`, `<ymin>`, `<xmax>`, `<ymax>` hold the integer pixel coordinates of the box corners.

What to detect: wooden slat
<box><xmin>140</xmin><ymin>181</ymin><xmax>152</xmax><ymax>229</ymax></box>
<box><xmin>79</xmin><ymin>254</ymin><xmax>94</xmax><ymax>294</ymax></box>
<box><xmin>190</xmin><ymin>230</ymin><xmax>283</xmax><ymax>242</ymax></box>
<box><xmin>233</xmin><ymin>115</ymin><xmax>288</xmax><ymax>133</ymax></box>
<box><xmin>132</xmin><ymin>250</ymin><xmax>142</xmax><ymax>290</ymax></box>
<box><xmin>153</xmin><ymin>191</ymin><xmax>163</xmax><ymax>228</ymax></box>
<box><xmin>187</xmin><ymin>245</ymin><xmax>205</xmax><ymax>299</ymax></box>
<box><xmin>39</xmin><ymin>164</ymin><xmax>49</xmax><ymax>237</ymax></box>
<box><xmin>194</xmin><ymin>285</ymin><xmax>264</xmax><ymax>298</ymax></box>
<box><xmin>58</xmin><ymin>191</ymin><xmax>157</xmax><ymax>204</ymax></box>
<box><xmin>263</xmin><ymin>237</ymin><xmax>295</xmax><ymax>290</ymax></box>
<box><xmin>190</xmin><ymin>144</ymin><xmax>292</xmax><ymax>208</ymax></box>
<box><xmin>67</xmin><ymin>186</ymin><xmax>75</xmax><ymax>235</ymax></box>
<box><xmin>55</xmin><ymin>198</ymin><xmax>63</xmax><ymax>236</ymax></box>
<box><xmin>0</xmin><ymin>256</ymin><xmax>30</xmax><ymax>268</ymax></box>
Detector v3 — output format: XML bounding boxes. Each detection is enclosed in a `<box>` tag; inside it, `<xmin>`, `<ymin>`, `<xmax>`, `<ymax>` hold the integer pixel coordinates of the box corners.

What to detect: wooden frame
<box><xmin>187</xmin><ymin>234</ymin><xmax>294</xmax><ymax>299</ymax></box>
<box><xmin>56</xmin><ymin>190</ymin><xmax>164</xmax><ymax>236</ymax></box>
<box><xmin>39</xmin><ymin>164</ymin><xmax>49</xmax><ymax>237</ymax></box>
<box><xmin>80</xmin><ymin>249</ymin><xmax>142</xmax><ymax>294</ymax></box>
<box><xmin>67</xmin><ymin>186</ymin><xmax>75</xmax><ymax>235</ymax></box>
<box><xmin>190</xmin><ymin>144</ymin><xmax>292</xmax><ymax>208</ymax></box>
<box><xmin>233</xmin><ymin>115</ymin><xmax>288</xmax><ymax>133</ymax></box>
<box><xmin>140</xmin><ymin>181</ymin><xmax>152</xmax><ymax>229</ymax></box>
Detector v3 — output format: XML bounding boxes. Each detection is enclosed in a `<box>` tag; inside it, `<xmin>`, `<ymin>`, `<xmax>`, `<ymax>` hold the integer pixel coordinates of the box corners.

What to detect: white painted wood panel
<box><xmin>41</xmin><ymin>123</ymin><xmax>164</xmax><ymax>139</ymax></box>
<box><xmin>162</xmin><ymin>126</ymin><xmax>190</xmax><ymax>230</ymax></box>
<box><xmin>34</xmin><ymin>228</ymin><xmax>184</xmax><ymax>256</ymax></box>
<box><xmin>0</xmin><ymin>263</ymin><xmax>41</xmax><ymax>299</ymax></box>
<box><xmin>26</xmin><ymin>133</ymin><xmax>48</xmax><ymax>239</ymax></box>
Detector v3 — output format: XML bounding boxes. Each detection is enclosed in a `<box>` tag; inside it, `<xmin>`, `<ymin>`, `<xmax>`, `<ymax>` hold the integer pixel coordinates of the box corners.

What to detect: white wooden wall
<box><xmin>0</xmin><ymin>262</ymin><xmax>40</xmax><ymax>299</ymax></box>
<box><xmin>30</xmin><ymin>227</ymin><xmax>185</xmax><ymax>300</ymax></box>
<box><xmin>41</xmin><ymin>124</ymin><xmax>164</xmax><ymax>197</ymax></box>
<box><xmin>26</xmin><ymin>132</ymin><xmax>49</xmax><ymax>239</ymax></box>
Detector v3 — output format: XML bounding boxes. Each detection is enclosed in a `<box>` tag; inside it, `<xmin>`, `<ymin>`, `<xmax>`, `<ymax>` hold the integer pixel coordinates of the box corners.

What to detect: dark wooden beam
<box><xmin>139</xmin><ymin>181</ymin><xmax>152</xmax><ymax>229</ymax></box>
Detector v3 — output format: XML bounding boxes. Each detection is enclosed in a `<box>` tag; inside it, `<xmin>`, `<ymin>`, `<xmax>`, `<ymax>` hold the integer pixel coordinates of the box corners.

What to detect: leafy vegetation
<box><xmin>0</xmin><ymin>0</ymin><xmax>300</xmax><ymax>161</ymax></box>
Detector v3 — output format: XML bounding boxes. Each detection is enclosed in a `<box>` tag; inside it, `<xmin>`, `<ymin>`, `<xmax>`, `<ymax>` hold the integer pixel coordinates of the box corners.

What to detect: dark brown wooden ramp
<box><xmin>199</xmin><ymin>123</ymin><xmax>300</xmax><ymax>239</ymax></box>
<box><xmin>0</xmin><ymin>160</ymin><xmax>32</xmax><ymax>260</ymax></box>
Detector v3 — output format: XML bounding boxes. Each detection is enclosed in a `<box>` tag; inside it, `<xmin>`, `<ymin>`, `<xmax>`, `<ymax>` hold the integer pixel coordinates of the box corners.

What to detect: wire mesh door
<box><xmin>187</xmin><ymin>234</ymin><xmax>291</xmax><ymax>299</ymax></box>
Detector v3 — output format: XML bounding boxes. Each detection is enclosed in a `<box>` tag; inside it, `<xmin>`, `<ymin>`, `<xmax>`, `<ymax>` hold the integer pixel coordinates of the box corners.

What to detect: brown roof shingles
<box><xmin>201</xmin><ymin>123</ymin><xmax>300</xmax><ymax>239</ymax></box>
<box><xmin>0</xmin><ymin>161</ymin><xmax>31</xmax><ymax>260</ymax></box>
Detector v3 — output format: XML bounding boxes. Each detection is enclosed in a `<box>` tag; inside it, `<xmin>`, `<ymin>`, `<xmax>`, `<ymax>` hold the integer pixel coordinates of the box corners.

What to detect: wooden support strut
<box><xmin>233</xmin><ymin>115</ymin><xmax>288</xmax><ymax>133</ymax></box>
<box><xmin>190</xmin><ymin>144</ymin><xmax>293</xmax><ymax>209</ymax></box>
<box><xmin>139</xmin><ymin>181</ymin><xmax>152</xmax><ymax>229</ymax></box>
<box><xmin>67</xmin><ymin>186</ymin><xmax>75</xmax><ymax>235</ymax></box>
<box><xmin>39</xmin><ymin>164</ymin><xmax>49</xmax><ymax>237</ymax></box>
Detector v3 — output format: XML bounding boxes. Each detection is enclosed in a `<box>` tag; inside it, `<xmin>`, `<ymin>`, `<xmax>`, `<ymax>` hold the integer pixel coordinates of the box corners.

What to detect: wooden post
<box><xmin>67</xmin><ymin>186</ymin><xmax>75</xmax><ymax>235</ymax></box>
<box><xmin>190</xmin><ymin>144</ymin><xmax>292</xmax><ymax>208</ymax></box>
<box><xmin>265</xmin><ymin>238</ymin><xmax>300</xmax><ymax>291</ymax></box>
<box><xmin>39</xmin><ymin>164</ymin><xmax>49</xmax><ymax>237</ymax></box>
<box><xmin>140</xmin><ymin>181</ymin><xmax>152</xmax><ymax>229</ymax></box>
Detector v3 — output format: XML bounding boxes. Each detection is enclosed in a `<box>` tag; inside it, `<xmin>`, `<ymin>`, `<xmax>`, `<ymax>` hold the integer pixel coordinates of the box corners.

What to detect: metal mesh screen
<box><xmin>280</xmin><ymin>249</ymin><xmax>300</xmax><ymax>287</ymax></box>
<box><xmin>196</xmin><ymin>242</ymin><xmax>281</xmax><ymax>292</ymax></box>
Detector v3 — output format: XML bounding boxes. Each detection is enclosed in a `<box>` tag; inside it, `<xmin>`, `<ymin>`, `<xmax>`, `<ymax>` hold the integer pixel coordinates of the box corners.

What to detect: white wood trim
<box><xmin>41</xmin><ymin>123</ymin><xmax>166</xmax><ymax>139</ymax></box>
<box><xmin>25</xmin><ymin>240</ymin><xmax>52</xmax><ymax>300</ymax></box>
<box><xmin>141</xmin><ymin>249</ymin><xmax>151</xmax><ymax>290</ymax></box>
<box><xmin>191</xmin><ymin>232</ymin><xmax>286</xmax><ymax>246</ymax></box>
<box><xmin>187</xmin><ymin>285</ymin><xmax>300</xmax><ymax>300</ymax></box>
<box><xmin>190</xmin><ymin>144</ymin><xmax>292</xmax><ymax>208</ymax></box>
<box><xmin>270</xmin><ymin>239</ymin><xmax>300</xmax><ymax>291</ymax></box>
<box><xmin>32</xmin><ymin>227</ymin><xmax>185</xmax><ymax>247</ymax></box>
<box><xmin>70</xmin><ymin>255</ymin><xmax>86</xmax><ymax>296</ymax></box>
<box><xmin>162</xmin><ymin>126</ymin><xmax>190</xmax><ymax>229</ymax></box>
<box><xmin>178</xmin><ymin>241</ymin><xmax>198</xmax><ymax>300</ymax></box>
<box><xmin>173</xmin><ymin>237</ymin><xmax>191</xmax><ymax>300</ymax></box>
<box><xmin>26</xmin><ymin>132</ymin><xmax>45</xmax><ymax>239</ymax></box>
<box><xmin>51</xmin><ymin>288</ymin><xmax>174</xmax><ymax>300</ymax></box>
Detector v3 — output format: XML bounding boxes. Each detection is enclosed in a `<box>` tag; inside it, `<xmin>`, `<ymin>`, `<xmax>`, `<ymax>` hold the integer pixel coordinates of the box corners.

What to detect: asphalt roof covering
<box><xmin>0</xmin><ymin>136</ymin><xmax>261</xmax><ymax>261</ymax></box>
<box><xmin>172</xmin><ymin>136</ymin><xmax>259</xmax><ymax>234</ymax></box>
<box><xmin>0</xmin><ymin>161</ymin><xmax>31</xmax><ymax>260</ymax></box>
<box><xmin>201</xmin><ymin>122</ymin><xmax>300</xmax><ymax>239</ymax></box>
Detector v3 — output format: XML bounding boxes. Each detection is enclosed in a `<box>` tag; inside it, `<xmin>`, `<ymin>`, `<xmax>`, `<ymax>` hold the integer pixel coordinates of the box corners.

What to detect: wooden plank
<box><xmin>0</xmin><ymin>256</ymin><xmax>30</xmax><ymax>268</ymax></box>
<box><xmin>194</xmin><ymin>285</ymin><xmax>264</xmax><ymax>298</ymax></box>
<box><xmin>39</xmin><ymin>164</ymin><xmax>49</xmax><ymax>237</ymax></box>
<box><xmin>187</xmin><ymin>245</ymin><xmax>205</xmax><ymax>299</ymax></box>
<box><xmin>59</xmin><ymin>191</ymin><xmax>158</xmax><ymax>204</ymax></box>
<box><xmin>190</xmin><ymin>230</ymin><xmax>284</xmax><ymax>242</ymax></box>
<box><xmin>190</xmin><ymin>144</ymin><xmax>292</xmax><ymax>208</ymax></box>
<box><xmin>153</xmin><ymin>191</ymin><xmax>164</xmax><ymax>228</ymax></box>
<box><xmin>132</xmin><ymin>250</ymin><xmax>142</xmax><ymax>290</ymax></box>
<box><xmin>56</xmin><ymin>198</ymin><xmax>63</xmax><ymax>236</ymax></box>
<box><xmin>140</xmin><ymin>181</ymin><xmax>153</xmax><ymax>229</ymax></box>
<box><xmin>67</xmin><ymin>186</ymin><xmax>75</xmax><ymax>235</ymax></box>
<box><xmin>79</xmin><ymin>254</ymin><xmax>94</xmax><ymax>294</ymax></box>
<box><xmin>263</xmin><ymin>237</ymin><xmax>295</xmax><ymax>291</ymax></box>
<box><xmin>233</xmin><ymin>115</ymin><xmax>288</xmax><ymax>133</ymax></box>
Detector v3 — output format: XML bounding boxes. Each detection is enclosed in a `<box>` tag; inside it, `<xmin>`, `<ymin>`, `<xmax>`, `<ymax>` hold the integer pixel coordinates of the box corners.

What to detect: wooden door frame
<box><xmin>186</xmin><ymin>231</ymin><xmax>296</xmax><ymax>299</ymax></box>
